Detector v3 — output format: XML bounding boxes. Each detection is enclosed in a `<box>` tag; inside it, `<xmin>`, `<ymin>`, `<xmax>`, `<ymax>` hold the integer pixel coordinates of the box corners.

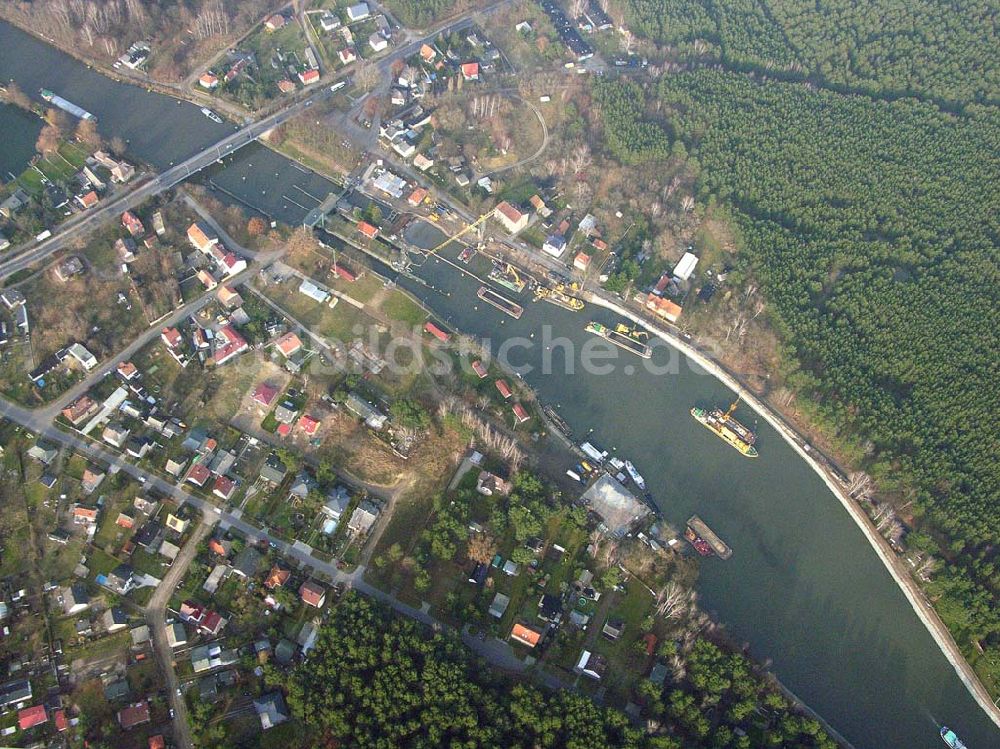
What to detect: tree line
<box><xmin>277</xmin><ymin>593</ymin><xmax>835</xmax><ymax>747</ymax></box>
<box><xmin>612</xmin><ymin>0</ymin><xmax>999</xmax><ymax>106</ymax></box>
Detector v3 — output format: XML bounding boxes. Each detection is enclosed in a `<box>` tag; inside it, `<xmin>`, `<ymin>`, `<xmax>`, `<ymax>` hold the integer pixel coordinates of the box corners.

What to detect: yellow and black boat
<box><xmin>534</xmin><ymin>283</ymin><xmax>584</xmax><ymax>311</ymax></box>
<box><xmin>690</xmin><ymin>397</ymin><xmax>758</xmax><ymax>457</ymax></box>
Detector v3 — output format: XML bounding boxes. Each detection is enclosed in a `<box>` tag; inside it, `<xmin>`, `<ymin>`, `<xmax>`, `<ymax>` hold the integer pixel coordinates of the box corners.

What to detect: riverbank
<box><xmin>586</xmin><ymin>292</ymin><xmax>1000</xmax><ymax>732</ymax></box>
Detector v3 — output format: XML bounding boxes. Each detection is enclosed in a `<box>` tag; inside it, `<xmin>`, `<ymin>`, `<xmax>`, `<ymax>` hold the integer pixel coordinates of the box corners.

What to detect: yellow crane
<box><xmin>426</xmin><ymin>212</ymin><xmax>492</xmax><ymax>256</ymax></box>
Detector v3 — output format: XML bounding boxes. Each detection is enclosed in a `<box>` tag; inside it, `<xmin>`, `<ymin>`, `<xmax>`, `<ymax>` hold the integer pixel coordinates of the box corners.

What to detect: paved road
<box><xmin>0</xmin><ymin>89</ymin><xmax>342</xmax><ymax>282</ymax></box>
<box><xmin>146</xmin><ymin>516</ymin><xmax>216</xmax><ymax>749</ymax></box>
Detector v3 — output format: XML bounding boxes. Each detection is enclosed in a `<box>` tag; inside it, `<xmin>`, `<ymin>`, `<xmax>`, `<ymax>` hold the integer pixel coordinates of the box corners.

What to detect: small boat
<box><xmin>458</xmin><ymin>246</ymin><xmax>475</xmax><ymax>263</ymax></box>
<box><xmin>940</xmin><ymin>727</ymin><xmax>968</xmax><ymax>749</ymax></box>
<box><xmin>684</xmin><ymin>528</ymin><xmax>713</xmax><ymax>557</ymax></box>
<box><xmin>201</xmin><ymin>107</ymin><xmax>223</xmax><ymax>123</ymax></box>
<box><xmin>624</xmin><ymin>460</ymin><xmax>646</xmax><ymax>491</ymax></box>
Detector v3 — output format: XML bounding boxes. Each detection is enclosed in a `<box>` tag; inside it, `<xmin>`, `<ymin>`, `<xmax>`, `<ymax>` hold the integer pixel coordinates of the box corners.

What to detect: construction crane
<box><xmin>426</xmin><ymin>212</ymin><xmax>492</xmax><ymax>256</ymax></box>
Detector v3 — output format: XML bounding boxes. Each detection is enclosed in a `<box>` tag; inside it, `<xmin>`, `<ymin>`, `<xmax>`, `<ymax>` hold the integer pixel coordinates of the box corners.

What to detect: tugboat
<box><xmin>690</xmin><ymin>396</ymin><xmax>758</xmax><ymax>457</ymax></box>
<box><xmin>684</xmin><ymin>527</ymin><xmax>714</xmax><ymax>557</ymax></box>
<box><xmin>201</xmin><ymin>107</ymin><xmax>224</xmax><ymax>123</ymax></box>
<box><xmin>940</xmin><ymin>726</ymin><xmax>968</xmax><ymax>749</ymax></box>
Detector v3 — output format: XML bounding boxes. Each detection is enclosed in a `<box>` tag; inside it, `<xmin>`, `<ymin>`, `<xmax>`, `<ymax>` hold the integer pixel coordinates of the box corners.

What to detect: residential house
<box><xmin>413</xmin><ymin>153</ymin><xmax>434</xmax><ymax>171</ymax></box>
<box><xmin>347</xmin><ymin>500</ymin><xmax>379</xmax><ymax>535</ymax></box>
<box><xmin>322</xmin><ymin>486</ymin><xmax>351</xmax><ymax>522</ymax></box>
<box><xmin>213</xmin><ymin>475</ymin><xmax>236</xmax><ymax>501</ymax></box>
<box><xmin>299</xmin><ymin>580</ymin><xmax>327</xmax><ymax>608</ymax></box>
<box><xmin>264</xmin><ymin>13</ymin><xmax>286</xmax><ymax>31</ymax></box>
<box><xmin>542</xmin><ymin>234</ymin><xmax>566</xmax><ymax>258</ymax></box>
<box><xmin>461</xmin><ymin>62</ymin><xmax>480</xmax><ymax>81</ymax></box>
<box><xmin>602</xmin><ymin>618</ymin><xmax>625</xmax><ymax>641</ymax></box>
<box><xmin>493</xmin><ymin>201</ymin><xmax>528</xmax><ymax>233</ymax></box>
<box><xmin>203</xmin><ymin>563</ymin><xmax>228</xmax><ymax>594</ymax></box>
<box><xmin>232</xmin><ymin>546</ymin><xmax>263</xmax><ymax>578</ymax></box>
<box><xmin>538</xmin><ymin>594</ymin><xmax>563</xmax><ymax>623</ymax></box>
<box><xmin>319</xmin><ymin>11</ymin><xmax>341</xmax><ymax>31</ymax></box>
<box><xmin>165</xmin><ymin>513</ymin><xmax>190</xmax><ymax>534</ymax></box>
<box><xmin>645</xmin><ymin>293</ymin><xmax>682</xmax><ymax>323</ymax></box>
<box><xmin>55</xmin><ymin>256</ymin><xmax>85</xmax><ymax>281</ymax></box>
<box><xmin>118</xmin><ymin>701</ymin><xmax>151</xmax><ymax>730</ymax></box>
<box><xmin>166</xmin><ymin>622</ymin><xmax>187</xmax><ymax>648</ymax></box>
<box><xmin>0</xmin><ymin>679</ymin><xmax>32</xmax><ymax>708</ymax></box>
<box><xmin>489</xmin><ymin>592</ymin><xmax>510</xmax><ymax>618</ymax></box>
<box><xmin>574</xmin><ymin>650</ymin><xmax>607</xmax><ymax>680</ymax></box>
<box><xmin>509</xmin><ymin>623</ymin><xmax>542</xmax><ymax>648</ymax></box>
<box><xmin>102</xmin><ymin>422</ymin><xmax>130</xmax><ymax>449</ymax></box>
<box><xmin>254</xmin><ymin>692</ymin><xmax>290</xmax><ymax>730</ymax></box>
<box><xmin>81</xmin><ymin>468</ymin><xmax>105</xmax><ymax>495</ymax></box>
<box><xmin>68</xmin><ymin>342</ymin><xmax>98</xmax><ymax>370</ymax></box>
<box><xmin>260</xmin><ymin>455</ymin><xmax>287</xmax><ymax>485</ymax></box>
<box><xmin>105</xmin><ymin>564</ymin><xmax>135</xmax><ymax>595</ymax></box>
<box><xmin>122</xmin><ymin>211</ymin><xmax>145</xmax><ymax>237</ymax></box>
<box><xmin>27</xmin><ymin>442</ymin><xmax>58</xmax><ymax>464</ymax></box>
<box><xmin>339</xmin><ymin>47</ymin><xmax>357</xmax><ymax>65</ymax></box>
<box><xmin>346</xmin><ymin>2</ymin><xmax>370</xmax><ymax>21</ymax></box>
<box><xmin>573</xmin><ymin>251</ymin><xmax>591</xmax><ymax>271</ymax></box>
<box><xmin>103</xmin><ymin>607</ymin><xmax>129</xmax><ymax>633</ymax></box>
<box><xmin>62</xmin><ymin>395</ymin><xmax>98</xmax><ymax>426</ymax></box>
<box><xmin>77</xmin><ymin>190</ymin><xmax>99</xmax><ymax>209</ymax></box>
<box><xmin>265</xmin><ymin>566</ymin><xmax>291</xmax><ymax>590</ymax></box>
<box><xmin>345</xmin><ymin>392</ymin><xmax>387</xmax><ymax>429</ymax></box>
<box><xmin>187</xmin><ymin>222</ymin><xmax>219</xmax><ymax>253</ymax></box>
<box><xmin>199</xmin><ymin>72</ymin><xmax>219</xmax><ymax>89</ymax></box>
<box><xmin>275</xmin><ymin>332</ymin><xmax>303</xmax><ymax>357</ymax></box>
<box><xmin>62</xmin><ymin>584</ymin><xmax>90</xmax><ymax>615</ymax></box>
<box><xmin>253</xmin><ymin>382</ymin><xmax>279</xmax><ymax>409</ymax></box>
<box><xmin>299</xmin><ymin>68</ymin><xmax>320</xmax><ymax>85</ymax></box>
<box><xmin>18</xmin><ymin>705</ymin><xmax>48</xmax><ymax>731</ymax></box>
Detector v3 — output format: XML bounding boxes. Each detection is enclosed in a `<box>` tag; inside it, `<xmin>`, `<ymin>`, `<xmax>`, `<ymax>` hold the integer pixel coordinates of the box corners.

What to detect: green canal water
<box><xmin>2</xmin><ymin>20</ymin><xmax>997</xmax><ymax>748</ymax></box>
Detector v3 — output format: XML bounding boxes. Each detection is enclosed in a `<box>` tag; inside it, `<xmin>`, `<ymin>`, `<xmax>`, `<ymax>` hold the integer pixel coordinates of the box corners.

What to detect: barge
<box><xmin>489</xmin><ymin>261</ymin><xmax>526</xmax><ymax>293</ymax></box>
<box><xmin>477</xmin><ymin>286</ymin><xmax>523</xmax><ymax>319</ymax></box>
<box><xmin>584</xmin><ymin>321</ymin><xmax>652</xmax><ymax>358</ymax></box>
<box><xmin>534</xmin><ymin>284</ymin><xmax>584</xmax><ymax>311</ymax></box>
<box><xmin>691</xmin><ymin>397</ymin><xmax>758</xmax><ymax>457</ymax></box>
<box><xmin>543</xmin><ymin>405</ymin><xmax>573</xmax><ymax>440</ymax></box>
<box><xmin>686</xmin><ymin>515</ymin><xmax>732</xmax><ymax>560</ymax></box>
<box><xmin>40</xmin><ymin>89</ymin><xmax>95</xmax><ymax>121</ymax></box>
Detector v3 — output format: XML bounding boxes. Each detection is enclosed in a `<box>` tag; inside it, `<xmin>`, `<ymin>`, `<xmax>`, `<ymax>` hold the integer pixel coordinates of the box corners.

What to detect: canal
<box><xmin>1</xmin><ymin>19</ymin><xmax>997</xmax><ymax>749</ymax></box>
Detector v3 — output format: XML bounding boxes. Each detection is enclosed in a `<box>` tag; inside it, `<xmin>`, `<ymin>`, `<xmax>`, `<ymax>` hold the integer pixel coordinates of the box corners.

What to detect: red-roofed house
<box><xmin>149</xmin><ymin>736</ymin><xmax>166</xmax><ymax>749</ymax></box>
<box><xmin>253</xmin><ymin>382</ymin><xmax>279</xmax><ymax>408</ymax></box>
<box><xmin>512</xmin><ymin>403</ymin><xmax>530</xmax><ymax>423</ymax></box>
<box><xmin>510</xmin><ymin>623</ymin><xmax>542</xmax><ymax>648</ymax></box>
<box><xmin>122</xmin><ymin>211</ymin><xmax>145</xmax><ymax>237</ymax></box>
<box><xmin>471</xmin><ymin>360</ymin><xmax>488</xmax><ymax>378</ymax></box>
<box><xmin>419</xmin><ymin>43</ymin><xmax>436</xmax><ymax>63</ymax></box>
<box><xmin>299</xmin><ymin>68</ymin><xmax>320</xmax><ymax>85</ymax></box>
<box><xmin>495</xmin><ymin>379</ymin><xmax>512</xmax><ymax>399</ymax></box>
<box><xmin>424</xmin><ymin>321</ymin><xmax>450</xmax><ymax>342</ymax></box>
<box><xmin>54</xmin><ymin>709</ymin><xmax>68</xmax><ymax>732</ymax></box>
<box><xmin>199</xmin><ymin>72</ymin><xmax>219</xmax><ymax>89</ymax></box>
<box><xmin>265</xmin><ymin>566</ymin><xmax>291</xmax><ymax>589</ymax></box>
<box><xmin>18</xmin><ymin>705</ymin><xmax>47</xmax><ymax>730</ymax></box>
<box><xmin>118</xmin><ymin>701</ymin><xmax>151</xmax><ymax>730</ymax></box>
<box><xmin>493</xmin><ymin>201</ymin><xmax>527</xmax><ymax>233</ymax></box>
<box><xmin>339</xmin><ymin>47</ymin><xmax>357</xmax><ymax>65</ymax></box>
<box><xmin>276</xmin><ymin>423</ymin><xmax>292</xmax><ymax>438</ymax></box>
<box><xmin>213</xmin><ymin>475</ymin><xmax>236</xmax><ymax>501</ymax></box>
<box><xmin>186</xmin><ymin>463</ymin><xmax>211</xmax><ymax>487</ymax></box>
<box><xmin>211</xmin><ymin>325</ymin><xmax>249</xmax><ymax>366</ymax></box>
<box><xmin>265</xmin><ymin>13</ymin><xmax>286</xmax><ymax>31</ymax></box>
<box><xmin>161</xmin><ymin>328</ymin><xmax>182</xmax><ymax>349</ymax></box>
<box><xmin>461</xmin><ymin>62</ymin><xmax>480</xmax><ymax>80</ymax></box>
<box><xmin>187</xmin><ymin>222</ymin><xmax>219</xmax><ymax>252</ymax></box>
<box><xmin>275</xmin><ymin>332</ymin><xmax>302</xmax><ymax>357</ymax></box>
<box><xmin>117</xmin><ymin>360</ymin><xmax>139</xmax><ymax>380</ymax></box>
<box><xmin>357</xmin><ymin>221</ymin><xmax>378</xmax><ymax>240</ymax></box>
<box><xmin>333</xmin><ymin>263</ymin><xmax>356</xmax><ymax>282</ymax></box>
<box><xmin>299</xmin><ymin>580</ymin><xmax>327</xmax><ymax>607</ymax></box>
<box><xmin>77</xmin><ymin>190</ymin><xmax>99</xmax><ymax>209</ymax></box>
<box><xmin>277</xmin><ymin>79</ymin><xmax>296</xmax><ymax>94</ymax></box>
<box><xmin>299</xmin><ymin>414</ymin><xmax>320</xmax><ymax>436</ymax></box>
<box><xmin>644</xmin><ymin>293</ymin><xmax>682</xmax><ymax>323</ymax></box>
<box><xmin>573</xmin><ymin>252</ymin><xmax>591</xmax><ymax>271</ymax></box>
<box><xmin>407</xmin><ymin>187</ymin><xmax>428</xmax><ymax>206</ymax></box>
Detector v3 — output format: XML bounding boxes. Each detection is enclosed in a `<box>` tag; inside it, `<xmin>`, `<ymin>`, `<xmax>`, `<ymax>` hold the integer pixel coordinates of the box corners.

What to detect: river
<box><xmin>1</xmin><ymin>19</ymin><xmax>997</xmax><ymax>749</ymax></box>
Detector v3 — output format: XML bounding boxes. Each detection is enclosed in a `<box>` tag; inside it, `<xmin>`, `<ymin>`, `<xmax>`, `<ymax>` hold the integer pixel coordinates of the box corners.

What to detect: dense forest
<box><xmin>383</xmin><ymin>0</ymin><xmax>475</xmax><ymax>28</ymax></box>
<box><xmin>592</xmin><ymin>38</ymin><xmax>1000</xmax><ymax>683</ymax></box>
<box><xmin>278</xmin><ymin>593</ymin><xmax>834</xmax><ymax>748</ymax></box>
<box><xmin>614</xmin><ymin>0</ymin><xmax>999</xmax><ymax>106</ymax></box>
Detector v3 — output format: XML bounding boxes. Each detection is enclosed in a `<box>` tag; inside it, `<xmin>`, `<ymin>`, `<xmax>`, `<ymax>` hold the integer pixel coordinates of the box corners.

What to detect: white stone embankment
<box><xmin>587</xmin><ymin>292</ymin><xmax>1000</xmax><ymax>732</ymax></box>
